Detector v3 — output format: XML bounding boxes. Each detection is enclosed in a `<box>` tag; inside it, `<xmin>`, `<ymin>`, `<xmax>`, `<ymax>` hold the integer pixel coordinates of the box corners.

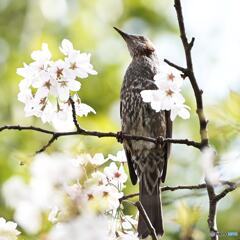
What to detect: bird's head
<box><xmin>114</xmin><ymin>27</ymin><xmax>155</xmax><ymax>58</ymax></box>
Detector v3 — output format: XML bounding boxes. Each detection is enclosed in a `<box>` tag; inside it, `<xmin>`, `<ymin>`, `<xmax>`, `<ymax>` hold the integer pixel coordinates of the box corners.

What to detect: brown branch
<box><xmin>120</xmin><ymin>183</ymin><xmax>207</xmax><ymax>202</ymax></box>
<box><xmin>166</xmin><ymin>0</ymin><xmax>209</xmax><ymax>147</ymax></box>
<box><xmin>135</xmin><ymin>201</ymin><xmax>158</xmax><ymax>240</ymax></box>
<box><xmin>162</xmin><ymin>183</ymin><xmax>206</xmax><ymax>191</ymax></box>
<box><xmin>206</xmin><ymin>183</ymin><xmax>218</xmax><ymax>240</ymax></box>
<box><xmin>36</xmin><ymin>134</ymin><xmax>59</xmax><ymax>154</ymax></box>
<box><xmin>215</xmin><ymin>181</ymin><xmax>240</xmax><ymax>202</ymax></box>
<box><xmin>0</xmin><ymin>125</ymin><xmax>54</xmax><ymax>135</ymax></box>
<box><xmin>69</xmin><ymin>97</ymin><xmax>82</xmax><ymax>132</ymax></box>
<box><xmin>0</xmin><ymin>124</ymin><xmax>202</xmax><ymax>153</ymax></box>
<box><xmin>166</xmin><ymin>1</ymin><xmax>240</xmax><ymax>239</ymax></box>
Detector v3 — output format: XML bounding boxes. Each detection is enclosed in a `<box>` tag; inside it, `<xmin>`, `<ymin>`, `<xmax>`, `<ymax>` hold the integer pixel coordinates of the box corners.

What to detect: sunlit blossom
<box><xmin>0</xmin><ymin>217</ymin><xmax>20</xmax><ymax>240</ymax></box>
<box><xmin>141</xmin><ymin>64</ymin><xmax>190</xmax><ymax>121</ymax></box>
<box><xmin>17</xmin><ymin>39</ymin><xmax>96</xmax><ymax>125</ymax></box>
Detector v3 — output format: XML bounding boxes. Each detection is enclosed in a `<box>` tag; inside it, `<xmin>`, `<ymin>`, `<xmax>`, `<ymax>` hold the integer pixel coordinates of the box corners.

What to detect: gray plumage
<box><xmin>114</xmin><ymin>27</ymin><xmax>172</xmax><ymax>239</ymax></box>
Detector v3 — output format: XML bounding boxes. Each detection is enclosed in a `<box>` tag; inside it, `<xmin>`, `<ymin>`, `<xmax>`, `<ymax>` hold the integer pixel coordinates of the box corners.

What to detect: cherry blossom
<box><xmin>47</xmin><ymin>214</ymin><xmax>109</xmax><ymax>240</ymax></box>
<box><xmin>107</xmin><ymin>150</ymin><xmax>127</xmax><ymax>163</ymax></box>
<box><xmin>72</xmin><ymin>94</ymin><xmax>96</xmax><ymax>117</ymax></box>
<box><xmin>89</xmin><ymin>153</ymin><xmax>107</xmax><ymax>166</ymax></box>
<box><xmin>104</xmin><ymin>162</ymin><xmax>128</xmax><ymax>188</ymax></box>
<box><xmin>0</xmin><ymin>218</ymin><xmax>20</xmax><ymax>240</ymax></box>
<box><xmin>1</xmin><ymin>151</ymin><xmax>137</xmax><ymax>239</ymax></box>
<box><xmin>17</xmin><ymin>39</ymin><xmax>96</xmax><ymax>125</ymax></box>
<box><xmin>140</xmin><ymin>64</ymin><xmax>191</xmax><ymax>121</ymax></box>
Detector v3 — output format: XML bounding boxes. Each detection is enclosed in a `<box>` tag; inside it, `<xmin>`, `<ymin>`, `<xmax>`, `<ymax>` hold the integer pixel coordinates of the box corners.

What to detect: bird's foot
<box><xmin>116</xmin><ymin>131</ymin><xmax>124</xmax><ymax>143</ymax></box>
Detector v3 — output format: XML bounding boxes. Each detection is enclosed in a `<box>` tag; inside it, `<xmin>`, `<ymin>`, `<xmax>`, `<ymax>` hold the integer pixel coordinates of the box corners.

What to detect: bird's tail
<box><xmin>137</xmin><ymin>177</ymin><xmax>164</xmax><ymax>239</ymax></box>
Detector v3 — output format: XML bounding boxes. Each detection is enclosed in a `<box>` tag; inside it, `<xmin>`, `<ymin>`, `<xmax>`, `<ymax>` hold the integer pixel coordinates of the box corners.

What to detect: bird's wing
<box><xmin>161</xmin><ymin>110</ymin><xmax>172</xmax><ymax>183</ymax></box>
<box><xmin>120</xmin><ymin>100</ymin><xmax>138</xmax><ymax>185</ymax></box>
<box><xmin>143</xmin><ymin>80</ymin><xmax>172</xmax><ymax>183</ymax></box>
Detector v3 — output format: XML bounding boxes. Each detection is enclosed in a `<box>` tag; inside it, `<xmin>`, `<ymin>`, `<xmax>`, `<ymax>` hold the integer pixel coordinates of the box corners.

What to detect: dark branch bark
<box><xmin>69</xmin><ymin>97</ymin><xmax>83</xmax><ymax>132</ymax></box>
<box><xmin>168</xmin><ymin>1</ymin><xmax>238</xmax><ymax>239</ymax></box>
<box><xmin>0</xmin><ymin>124</ymin><xmax>202</xmax><ymax>153</ymax></box>
<box><xmin>166</xmin><ymin>0</ymin><xmax>209</xmax><ymax>147</ymax></box>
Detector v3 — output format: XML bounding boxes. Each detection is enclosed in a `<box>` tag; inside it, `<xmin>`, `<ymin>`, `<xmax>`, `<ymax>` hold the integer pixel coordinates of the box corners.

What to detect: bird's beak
<box><xmin>113</xmin><ymin>27</ymin><xmax>131</xmax><ymax>41</ymax></box>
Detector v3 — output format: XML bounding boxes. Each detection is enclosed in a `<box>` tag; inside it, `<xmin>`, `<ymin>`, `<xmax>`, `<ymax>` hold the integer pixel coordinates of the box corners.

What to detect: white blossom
<box><xmin>104</xmin><ymin>162</ymin><xmax>128</xmax><ymax>188</ymax></box>
<box><xmin>73</xmin><ymin>154</ymin><xmax>92</xmax><ymax>167</ymax></box>
<box><xmin>2</xmin><ymin>177</ymin><xmax>30</xmax><ymax>209</ymax></box>
<box><xmin>108</xmin><ymin>150</ymin><xmax>127</xmax><ymax>163</ymax></box>
<box><xmin>140</xmin><ymin>64</ymin><xmax>190</xmax><ymax>121</ymax></box>
<box><xmin>170</xmin><ymin>103</ymin><xmax>191</xmax><ymax>121</ymax></box>
<box><xmin>48</xmin><ymin>206</ymin><xmax>60</xmax><ymax>223</ymax></box>
<box><xmin>90</xmin><ymin>153</ymin><xmax>107</xmax><ymax>166</ymax></box>
<box><xmin>31</xmin><ymin>43</ymin><xmax>51</xmax><ymax>63</ymax></box>
<box><xmin>30</xmin><ymin>153</ymin><xmax>82</xmax><ymax>186</ymax></box>
<box><xmin>14</xmin><ymin>202</ymin><xmax>42</xmax><ymax>234</ymax></box>
<box><xmin>0</xmin><ymin>218</ymin><xmax>20</xmax><ymax>240</ymax></box>
<box><xmin>47</xmin><ymin>214</ymin><xmax>109</xmax><ymax>240</ymax></box>
<box><xmin>17</xmin><ymin>39</ymin><xmax>96</xmax><ymax>125</ymax></box>
<box><xmin>72</xmin><ymin>94</ymin><xmax>96</xmax><ymax>117</ymax></box>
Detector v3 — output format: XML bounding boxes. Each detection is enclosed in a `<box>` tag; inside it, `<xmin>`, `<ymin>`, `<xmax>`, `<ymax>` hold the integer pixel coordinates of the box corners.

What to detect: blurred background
<box><xmin>0</xmin><ymin>0</ymin><xmax>240</xmax><ymax>239</ymax></box>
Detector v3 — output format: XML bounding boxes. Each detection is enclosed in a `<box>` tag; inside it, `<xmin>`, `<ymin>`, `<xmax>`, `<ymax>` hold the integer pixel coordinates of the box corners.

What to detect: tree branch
<box><xmin>167</xmin><ymin>1</ymin><xmax>240</xmax><ymax>239</ymax></box>
<box><xmin>0</xmin><ymin>124</ymin><xmax>202</xmax><ymax>153</ymax></box>
<box><xmin>69</xmin><ymin>97</ymin><xmax>82</xmax><ymax>132</ymax></box>
<box><xmin>166</xmin><ymin>0</ymin><xmax>209</xmax><ymax>147</ymax></box>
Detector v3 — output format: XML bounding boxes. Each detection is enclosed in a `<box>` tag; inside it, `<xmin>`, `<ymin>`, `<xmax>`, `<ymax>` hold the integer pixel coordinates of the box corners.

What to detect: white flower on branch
<box><xmin>0</xmin><ymin>217</ymin><xmax>21</xmax><ymax>240</ymax></box>
<box><xmin>47</xmin><ymin>214</ymin><xmax>109</xmax><ymax>240</ymax></box>
<box><xmin>72</xmin><ymin>94</ymin><xmax>96</xmax><ymax>117</ymax></box>
<box><xmin>48</xmin><ymin>206</ymin><xmax>60</xmax><ymax>223</ymax></box>
<box><xmin>140</xmin><ymin>64</ymin><xmax>190</xmax><ymax>121</ymax></box>
<box><xmin>107</xmin><ymin>150</ymin><xmax>127</xmax><ymax>163</ymax></box>
<box><xmin>104</xmin><ymin>162</ymin><xmax>128</xmax><ymax>189</ymax></box>
<box><xmin>17</xmin><ymin>39</ymin><xmax>96</xmax><ymax>124</ymax></box>
<box><xmin>89</xmin><ymin>153</ymin><xmax>107</xmax><ymax>166</ymax></box>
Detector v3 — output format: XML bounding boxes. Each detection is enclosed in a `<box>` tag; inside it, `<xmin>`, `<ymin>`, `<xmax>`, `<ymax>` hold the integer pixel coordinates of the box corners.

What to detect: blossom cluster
<box><xmin>141</xmin><ymin>64</ymin><xmax>190</xmax><ymax>121</ymax></box>
<box><xmin>2</xmin><ymin>151</ymin><xmax>138</xmax><ymax>239</ymax></box>
<box><xmin>17</xmin><ymin>39</ymin><xmax>97</xmax><ymax>124</ymax></box>
<box><xmin>0</xmin><ymin>217</ymin><xmax>20</xmax><ymax>240</ymax></box>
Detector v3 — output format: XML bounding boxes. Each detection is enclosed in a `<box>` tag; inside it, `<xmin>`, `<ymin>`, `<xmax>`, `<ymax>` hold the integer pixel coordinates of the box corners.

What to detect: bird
<box><xmin>114</xmin><ymin>27</ymin><xmax>172</xmax><ymax>239</ymax></box>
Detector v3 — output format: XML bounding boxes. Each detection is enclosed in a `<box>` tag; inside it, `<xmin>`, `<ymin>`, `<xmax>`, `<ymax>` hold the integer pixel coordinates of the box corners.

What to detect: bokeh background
<box><xmin>0</xmin><ymin>0</ymin><xmax>240</xmax><ymax>239</ymax></box>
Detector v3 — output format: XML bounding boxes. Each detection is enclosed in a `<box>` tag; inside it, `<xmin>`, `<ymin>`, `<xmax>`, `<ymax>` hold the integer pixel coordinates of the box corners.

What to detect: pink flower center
<box><xmin>166</xmin><ymin>89</ymin><xmax>174</xmax><ymax>96</ymax></box>
<box><xmin>114</xmin><ymin>172</ymin><xmax>121</xmax><ymax>178</ymax></box>
<box><xmin>167</xmin><ymin>73</ymin><xmax>175</xmax><ymax>81</ymax></box>
<box><xmin>56</xmin><ymin>68</ymin><xmax>64</xmax><ymax>78</ymax></box>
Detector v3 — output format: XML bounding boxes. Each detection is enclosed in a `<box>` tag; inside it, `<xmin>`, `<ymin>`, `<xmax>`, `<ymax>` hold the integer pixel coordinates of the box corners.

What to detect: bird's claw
<box><xmin>116</xmin><ymin>131</ymin><xmax>124</xmax><ymax>143</ymax></box>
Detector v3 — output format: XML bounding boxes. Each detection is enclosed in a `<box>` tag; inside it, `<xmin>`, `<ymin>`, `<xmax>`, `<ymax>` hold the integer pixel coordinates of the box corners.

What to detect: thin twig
<box><xmin>69</xmin><ymin>97</ymin><xmax>82</xmax><ymax>132</ymax></box>
<box><xmin>162</xmin><ymin>183</ymin><xmax>206</xmax><ymax>191</ymax></box>
<box><xmin>215</xmin><ymin>181</ymin><xmax>240</xmax><ymax>202</ymax></box>
<box><xmin>0</xmin><ymin>125</ymin><xmax>54</xmax><ymax>135</ymax></box>
<box><xmin>36</xmin><ymin>134</ymin><xmax>59</xmax><ymax>154</ymax></box>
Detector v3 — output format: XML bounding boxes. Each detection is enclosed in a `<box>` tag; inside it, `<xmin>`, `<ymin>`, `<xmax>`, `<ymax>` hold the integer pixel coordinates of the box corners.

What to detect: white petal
<box><xmin>60</xmin><ymin>39</ymin><xmax>74</xmax><ymax>55</ymax></box>
<box><xmin>68</xmin><ymin>80</ymin><xmax>81</xmax><ymax>91</ymax></box>
<box><xmin>178</xmin><ymin>107</ymin><xmax>190</xmax><ymax>119</ymax></box>
<box><xmin>140</xmin><ymin>90</ymin><xmax>154</xmax><ymax>102</ymax></box>
<box><xmin>57</xmin><ymin>85</ymin><xmax>70</xmax><ymax>101</ymax></box>
<box><xmin>76</xmin><ymin>103</ymin><xmax>96</xmax><ymax>117</ymax></box>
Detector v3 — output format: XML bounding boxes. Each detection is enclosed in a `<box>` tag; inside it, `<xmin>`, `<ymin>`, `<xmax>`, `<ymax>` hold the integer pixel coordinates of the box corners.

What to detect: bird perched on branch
<box><xmin>114</xmin><ymin>27</ymin><xmax>172</xmax><ymax>239</ymax></box>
